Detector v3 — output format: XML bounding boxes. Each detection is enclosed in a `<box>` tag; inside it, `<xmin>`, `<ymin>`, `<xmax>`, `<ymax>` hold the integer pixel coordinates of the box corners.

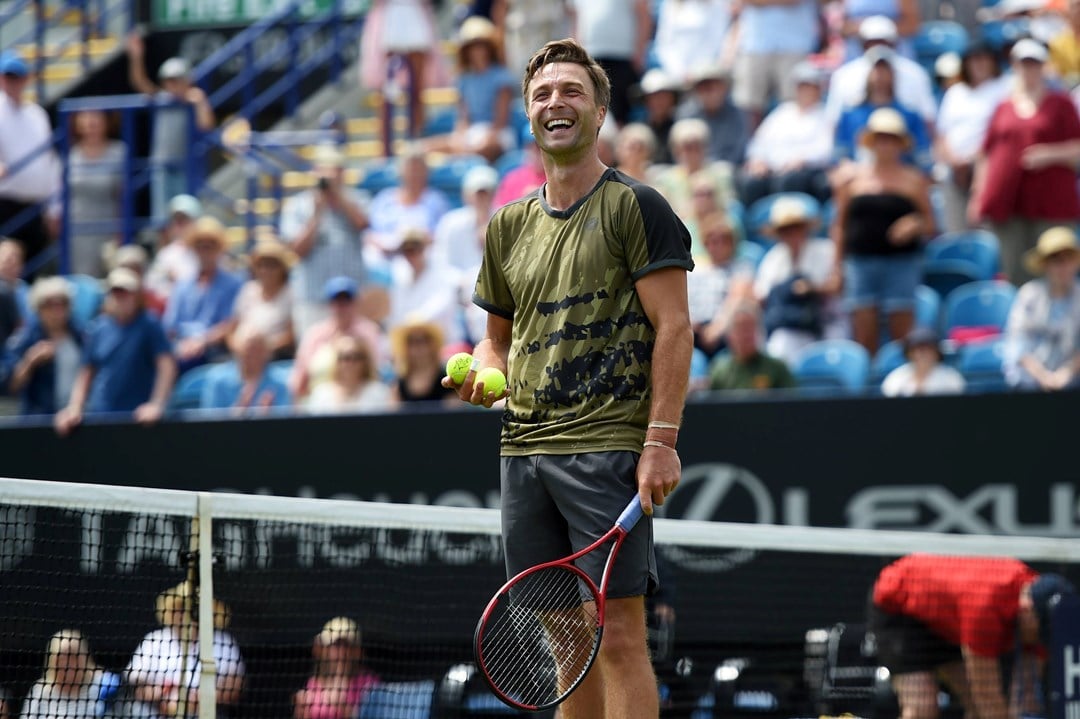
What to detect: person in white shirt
<box><xmin>882</xmin><ymin>327</ymin><xmax>966</xmax><ymax>396</ymax></box>
<box><xmin>754</xmin><ymin>198</ymin><xmax>844</xmax><ymax>364</ymax></box>
<box><xmin>146</xmin><ymin>194</ymin><xmax>201</xmax><ymax>302</ymax></box>
<box><xmin>824</xmin><ymin>16</ymin><xmax>937</xmax><ymax>129</ymax></box>
<box><xmin>934</xmin><ymin>42</ymin><xmax>1009</xmax><ymax>232</ymax></box>
<box><xmin>20</xmin><ymin>629</ymin><xmax>121</xmax><ymax>719</ymax></box>
<box><xmin>386</xmin><ymin>227</ymin><xmax>462</xmax><ymax>346</ymax></box>
<box><xmin>124</xmin><ymin>580</ymin><xmax>244</xmax><ymax>719</ymax></box>
<box><xmin>740</xmin><ymin>62</ymin><xmax>834</xmax><ymax>206</ymax></box>
<box><xmin>305</xmin><ymin>334</ymin><xmax>395</xmax><ymax>414</ymax></box>
<box><xmin>432</xmin><ymin>165</ymin><xmax>496</xmax><ymax>275</ymax></box>
<box><xmin>0</xmin><ymin>51</ymin><xmax>61</xmax><ymax>267</ymax></box>
<box><xmin>653</xmin><ymin>0</ymin><xmax>734</xmax><ymax>85</ymax></box>
<box><xmin>688</xmin><ymin>212</ymin><xmax>755</xmax><ymax>358</ymax></box>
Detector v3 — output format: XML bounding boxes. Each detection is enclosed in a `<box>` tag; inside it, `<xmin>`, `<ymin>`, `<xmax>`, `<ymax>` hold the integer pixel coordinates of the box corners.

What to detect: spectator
<box><xmin>0</xmin><ymin>237</ymin><xmax>22</xmax><ymax>346</ymax></box>
<box><xmin>493</xmin><ymin>131</ymin><xmax>546</xmax><ymax>208</ymax></box>
<box><xmin>688</xmin><ymin>213</ymin><xmax>754</xmax><ymax>358</ymax></box>
<box><xmin>569</xmin><ymin>0</ymin><xmax>653</xmax><ymax>126</ymax></box>
<box><xmin>740</xmin><ymin>62</ymin><xmax>834</xmax><ymax>207</ymax></box>
<box><xmin>231</xmin><ymin>238</ymin><xmax>297</xmax><ymax>360</ymax></box>
<box><xmin>386</xmin><ymin>227</ymin><xmax>463</xmax><ymax>345</ymax></box>
<box><xmin>5</xmin><ymin>277</ymin><xmax>81</xmax><ymax>416</ymax></box>
<box><xmin>125</xmin><ymin>35</ymin><xmax>215</xmax><ymax>221</ymax></box>
<box><xmin>934</xmin><ymin>52</ymin><xmax>963</xmax><ymax>94</ymax></box>
<box><xmin>0</xmin><ymin>51</ymin><xmax>61</xmax><ymax>269</ymax></box>
<box><xmin>685</xmin><ymin>171</ymin><xmax>736</xmax><ymax>261</ymax></box>
<box><xmin>0</xmin><ymin>687</ymin><xmax>9</xmax><ymax>719</ymax></box>
<box><xmin>367</xmin><ymin>147</ymin><xmax>451</xmax><ymax>248</ymax></box>
<box><xmin>294</xmin><ymin>617</ymin><xmax>380</xmax><ymax>719</ymax></box>
<box><xmin>67</xmin><ymin>110</ymin><xmax>126</xmax><ymax>278</ymax></box>
<box><xmin>390</xmin><ymin>315</ymin><xmax>455</xmax><ymax>404</ymax></box>
<box><xmin>731</xmin><ymin>0</ymin><xmax>821</xmax><ymax>128</ymax></box>
<box><xmin>163</xmin><ymin>217</ymin><xmax>242</xmax><ymax>372</ymax></box>
<box><xmin>201</xmin><ymin>326</ymin><xmax>290</xmax><ymax>414</ymax></box>
<box><xmin>111</xmin><ymin>243</ymin><xmax>167</xmax><ymax>317</ymax></box>
<box><xmin>290</xmin><ymin>276</ymin><xmax>384</xmax><ymax>400</ymax></box>
<box><xmin>54</xmin><ymin>268</ymin><xmax>176</xmax><ymax>435</ymax></box>
<box><xmin>755</xmin><ymin>198</ymin><xmax>843</xmax><ymax>363</ymax></box>
<box><xmin>653</xmin><ymin>119</ymin><xmax>737</xmax><ymax>222</ymax></box>
<box><xmin>20</xmin><ymin>629</ymin><xmax>121</xmax><ymax>719</ymax></box>
<box><xmin>433</xmin><ymin>165</ymin><xmax>497</xmax><ymax>274</ymax></box>
<box><xmin>825</xmin><ymin>16</ymin><xmax>937</xmax><ymax>130</ymax></box>
<box><xmin>145</xmin><ymin>194</ymin><xmax>200</xmax><ymax>301</ymax></box>
<box><xmin>280</xmin><ymin>144</ymin><xmax>374</xmax><ymax>334</ymax></box>
<box><xmin>869</xmin><ymin>555</ymin><xmax>1075</xmax><ymax>719</ymax></box>
<box><xmin>305</xmin><ymin>335</ymin><xmax>394</xmax><ymax>415</ymax></box>
<box><xmin>502</xmin><ymin>0</ymin><xmax>570</xmax><ymax>78</ymax></box>
<box><xmin>1050</xmin><ymin>0</ymin><xmax>1080</xmax><ymax>87</ymax></box>
<box><xmin>1004</xmin><ymin>226</ymin><xmax>1080</xmax><ymax>390</ymax></box>
<box><xmin>614</xmin><ymin>123</ymin><xmax>658</xmax><ymax>184</ymax></box>
<box><xmin>635</xmin><ymin>70</ymin><xmax>682</xmax><ymax>165</ymax></box>
<box><xmin>676</xmin><ymin>64</ymin><xmax>749</xmax><ymax>166</ymax></box>
<box><xmin>970</xmin><ymin>39</ymin><xmax>1080</xmax><ymax>285</ymax></box>
<box><xmin>840</xmin><ymin>0</ymin><xmax>921</xmax><ymax>60</ymax></box>
<box><xmin>708</xmin><ymin>301</ymin><xmax>797</xmax><ymax>390</ymax></box>
<box><xmin>653</xmin><ymin>0</ymin><xmax>733</xmax><ymax>85</ymax></box>
<box><xmin>359</xmin><ymin>0</ymin><xmax>443</xmax><ymax>156</ymax></box>
<box><xmin>833</xmin><ymin>50</ymin><xmax>931</xmax><ymax>170</ymax></box>
<box><xmin>882</xmin><ymin>327</ymin><xmax>966</xmax><ymax>396</ymax></box>
<box><xmin>934</xmin><ymin>42</ymin><xmax>1009</xmax><ymax>233</ymax></box>
<box><xmin>832</xmin><ymin>108</ymin><xmax>934</xmax><ymax>354</ymax></box>
<box><xmin>426</xmin><ymin>18</ymin><xmax>516</xmax><ymax>162</ymax></box>
<box><xmin>125</xmin><ymin>580</ymin><xmax>244</xmax><ymax>719</ymax></box>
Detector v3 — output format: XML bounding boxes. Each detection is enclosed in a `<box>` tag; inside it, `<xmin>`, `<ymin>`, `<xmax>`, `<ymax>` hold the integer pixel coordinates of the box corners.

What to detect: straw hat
<box><xmin>154</xmin><ymin>580</ymin><xmax>231</xmax><ymax>630</ymax></box>
<box><xmin>185</xmin><ymin>216</ymin><xmax>228</xmax><ymax>248</ymax></box>
<box><xmin>458</xmin><ymin>16</ymin><xmax>498</xmax><ymax>47</ymax></box>
<box><xmin>1024</xmin><ymin>226</ymin><xmax>1080</xmax><ymax>274</ymax></box>
<box><xmin>249</xmin><ymin>238</ymin><xmax>298</xmax><ymax>270</ymax></box>
<box><xmin>860</xmin><ymin>107</ymin><xmax>912</xmax><ymax>149</ymax></box>
<box><xmin>390</xmin><ymin>314</ymin><xmax>445</xmax><ymax>362</ymax></box>
<box><xmin>317</xmin><ymin>616</ymin><xmax>361</xmax><ymax>646</ymax></box>
<box><xmin>768</xmin><ymin>197</ymin><xmax>817</xmax><ymax>233</ymax></box>
<box><xmin>28</xmin><ymin>276</ymin><xmax>73</xmax><ymax>311</ymax></box>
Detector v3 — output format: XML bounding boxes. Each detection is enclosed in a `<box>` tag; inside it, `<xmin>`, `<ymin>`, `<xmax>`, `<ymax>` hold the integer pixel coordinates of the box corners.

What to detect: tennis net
<box><xmin>2</xmin><ymin>476</ymin><xmax>1079</xmax><ymax>719</ymax></box>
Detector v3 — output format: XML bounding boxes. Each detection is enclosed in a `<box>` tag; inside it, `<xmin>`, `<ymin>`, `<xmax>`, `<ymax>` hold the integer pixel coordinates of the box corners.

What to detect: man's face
<box><xmin>527</xmin><ymin>62</ymin><xmax>607</xmax><ymax>161</ymax></box>
<box><xmin>162</xmin><ymin>77</ymin><xmax>190</xmax><ymax>98</ymax></box>
<box><xmin>3</xmin><ymin>73</ymin><xmax>27</xmax><ymax>100</ymax></box>
<box><xmin>729</xmin><ymin>313</ymin><xmax>759</xmax><ymax>361</ymax></box>
<box><xmin>694</xmin><ymin>78</ymin><xmax>728</xmax><ymax>112</ymax></box>
<box><xmin>0</xmin><ymin>241</ymin><xmax>24</xmax><ymax>282</ymax></box>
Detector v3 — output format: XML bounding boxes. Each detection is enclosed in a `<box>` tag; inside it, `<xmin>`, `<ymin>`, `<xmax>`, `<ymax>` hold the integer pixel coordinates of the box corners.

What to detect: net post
<box><xmin>197</xmin><ymin>493</ymin><xmax>218</xmax><ymax>719</ymax></box>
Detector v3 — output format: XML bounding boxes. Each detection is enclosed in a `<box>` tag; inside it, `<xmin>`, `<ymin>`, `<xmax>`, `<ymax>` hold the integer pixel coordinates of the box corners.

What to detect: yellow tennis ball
<box><xmin>475</xmin><ymin>367</ymin><xmax>507</xmax><ymax>397</ymax></box>
<box><xmin>445</xmin><ymin>352</ymin><xmax>474</xmax><ymax>386</ymax></box>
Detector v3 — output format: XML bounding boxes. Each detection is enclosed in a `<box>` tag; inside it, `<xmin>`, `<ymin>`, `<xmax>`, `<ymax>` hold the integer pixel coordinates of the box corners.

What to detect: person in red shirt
<box><xmin>869</xmin><ymin>554</ymin><xmax>1075</xmax><ymax>719</ymax></box>
<box><xmin>969</xmin><ymin>39</ymin><xmax>1080</xmax><ymax>286</ymax></box>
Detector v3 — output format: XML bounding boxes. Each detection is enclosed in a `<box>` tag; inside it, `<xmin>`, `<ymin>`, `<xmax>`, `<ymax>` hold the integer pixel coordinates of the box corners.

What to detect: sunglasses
<box><xmin>338</xmin><ymin>352</ymin><xmax>368</xmax><ymax>362</ymax></box>
<box><xmin>406</xmin><ymin>335</ymin><xmax>432</xmax><ymax>345</ymax></box>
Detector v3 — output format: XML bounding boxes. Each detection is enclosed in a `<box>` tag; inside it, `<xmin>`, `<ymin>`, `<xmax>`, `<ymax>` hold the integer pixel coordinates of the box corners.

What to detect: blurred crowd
<box><xmin>3</xmin><ymin>0</ymin><xmax>1080</xmax><ymax>428</ymax></box>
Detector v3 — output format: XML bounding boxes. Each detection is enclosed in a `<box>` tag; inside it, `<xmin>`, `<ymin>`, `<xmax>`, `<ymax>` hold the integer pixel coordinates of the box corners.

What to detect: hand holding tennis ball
<box><xmin>475</xmin><ymin>367</ymin><xmax>507</xmax><ymax>398</ymax></box>
<box><xmin>445</xmin><ymin>352</ymin><xmax>474</xmax><ymax>386</ymax></box>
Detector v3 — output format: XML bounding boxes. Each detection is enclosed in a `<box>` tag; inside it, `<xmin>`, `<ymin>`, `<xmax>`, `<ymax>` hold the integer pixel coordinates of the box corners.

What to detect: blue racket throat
<box><xmin>615</xmin><ymin>498</ymin><xmax>645</xmax><ymax>533</ymax></box>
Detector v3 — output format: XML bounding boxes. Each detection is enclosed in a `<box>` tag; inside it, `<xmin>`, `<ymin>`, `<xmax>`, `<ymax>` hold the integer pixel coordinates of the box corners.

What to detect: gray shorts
<box><xmin>500</xmin><ymin>451</ymin><xmax>658</xmax><ymax>599</ymax></box>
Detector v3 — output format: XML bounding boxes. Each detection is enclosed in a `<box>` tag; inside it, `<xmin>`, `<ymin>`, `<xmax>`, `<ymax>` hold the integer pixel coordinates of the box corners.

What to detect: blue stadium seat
<box><xmin>358</xmin><ymin>680</ymin><xmax>436</xmax><ymax>719</ymax></box>
<box><xmin>744</xmin><ymin>192</ymin><xmax>821</xmax><ymax>246</ymax></box>
<box><xmin>871</xmin><ymin>339</ymin><xmax>907</xmax><ymax>385</ymax></box>
<box><xmin>979</xmin><ymin>17</ymin><xmax>1031</xmax><ymax>51</ymax></box>
<box><xmin>735</xmin><ymin>240</ymin><xmax>765</xmax><ymax>269</ymax></box>
<box><xmin>941</xmin><ymin>280</ymin><xmax>1016</xmax><ymax>336</ymax></box>
<box><xmin>494</xmin><ymin>148</ymin><xmax>525</xmax><ymax>179</ymax></box>
<box><xmin>423</xmin><ymin>108</ymin><xmax>457</xmax><ymax>137</ymax></box>
<box><xmin>914</xmin><ymin>285</ymin><xmax>941</xmax><ymax>330</ymax></box>
<box><xmin>429</xmin><ymin>154</ymin><xmax>488</xmax><ymax>204</ymax></box>
<box><xmin>169</xmin><ymin>363</ymin><xmax>219</xmax><ymax>411</ymax></box>
<box><xmin>358</xmin><ymin>159</ymin><xmax>400</xmax><ymax>194</ymax></box>
<box><xmin>65</xmin><ymin>273</ymin><xmax>104</xmax><ymax>330</ymax></box>
<box><xmin>913</xmin><ymin>21</ymin><xmax>969</xmax><ymax>74</ymax></box>
<box><xmin>923</xmin><ymin>230</ymin><xmax>1000</xmax><ymax>297</ymax></box>
<box><xmin>268</xmin><ymin>359</ymin><xmax>294</xmax><ymax>385</ymax></box>
<box><xmin>957</xmin><ymin>337</ymin><xmax>1008</xmax><ymax>392</ymax></box>
<box><xmin>791</xmin><ymin>339</ymin><xmax>871</xmax><ymax>394</ymax></box>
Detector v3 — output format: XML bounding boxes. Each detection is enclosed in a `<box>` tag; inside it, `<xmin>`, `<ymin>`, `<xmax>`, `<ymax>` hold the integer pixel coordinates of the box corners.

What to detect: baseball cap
<box><xmin>638</xmin><ymin>69</ymin><xmax>680</xmax><ymax>96</ymax></box>
<box><xmin>158</xmin><ymin>57</ymin><xmax>191</xmax><ymax>81</ymax></box>
<box><xmin>462</xmin><ymin>165</ymin><xmax>498</xmax><ymax>196</ymax></box>
<box><xmin>1011</xmin><ymin>38</ymin><xmax>1049</xmax><ymax>63</ymax></box>
<box><xmin>106</xmin><ymin>267</ymin><xmax>141</xmax><ymax>293</ymax></box>
<box><xmin>168</xmin><ymin>194</ymin><xmax>203</xmax><ymax>219</ymax></box>
<box><xmin>791</xmin><ymin>61</ymin><xmax>824</xmax><ymax>86</ymax></box>
<box><xmin>860</xmin><ymin>15</ymin><xmax>899</xmax><ymax>43</ymax></box>
<box><xmin>1030</xmin><ymin>573</ymin><xmax>1077</xmax><ymax>644</ymax></box>
<box><xmin>323</xmin><ymin>275</ymin><xmax>359</xmax><ymax>301</ymax></box>
<box><xmin>317</xmin><ymin>616</ymin><xmax>361</xmax><ymax>646</ymax></box>
<box><xmin>0</xmin><ymin>51</ymin><xmax>30</xmax><ymax>78</ymax></box>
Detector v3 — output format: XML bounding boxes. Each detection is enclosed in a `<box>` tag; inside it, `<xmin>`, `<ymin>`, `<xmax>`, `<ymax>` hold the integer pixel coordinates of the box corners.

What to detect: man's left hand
<box><xmin>133</xmin><ymin>401</ymin><xmax>164</xmax><ymax>425</ymax></box>
<box><xmin>636</xmin><ymin>446</ymin><xmax>680</xmax><ymax>515</ymax></box>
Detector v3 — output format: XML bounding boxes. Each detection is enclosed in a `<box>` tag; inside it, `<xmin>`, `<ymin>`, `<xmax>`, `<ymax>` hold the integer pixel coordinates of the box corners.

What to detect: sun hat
<box><xmin>768</xmin><ymin>197</ymin><xmax>816</xmax><ymax>232</ymax></box>
<box><xmin>458</xmin><ymin>16</ymin><xmax>498</xmax><ymax>46</ymax></box>
<box><xmin>29</xmin><ymin>276</ymin><xmax>73</xmax><ymax>311</ymax></box>
<box><xmin>860</xmin><ymin>15</ymin><xmax>899</xmax><ymax>43</ymax></box>
<box><xmin>185</xmin><ymin>216</ymin><xmax>228</xmax><ymax>248</ymax></box>
<box><xmin>317</xmin><ymin>616</ymin><xmax>361</xmax><ymax>646</ymax></box>
<box><xmin>860</xmin><ymin>107</ymin><xmax>912</xmax><ymax>149</ymax></box>
<box><xmin>106</xmin><ymin>267</ymin><xmax>140</xmax><ymax>293</ymax></box>
<box><xmin>249</xmin><ymin>238</ymin><xmax>298</xmax><ymax>270</ymax></box>
<box><xmin>390</xmin><ymin>314</ymin><xmax>445</xmax><ymax>362</ymax></box>
<box><xmin>1011</xmin><ymin>38</ymin><xmax>1049</xmax><ymax>63</ymax></box>
<box><xmin>1024</xmin><ymin>226</ymin><xmax>1080</xmax><ymax>274</ymax></box>
<box><xmin>638</xmin><ymin>69</ymin><xmax>681</xmax><ymax>96</ymax></box>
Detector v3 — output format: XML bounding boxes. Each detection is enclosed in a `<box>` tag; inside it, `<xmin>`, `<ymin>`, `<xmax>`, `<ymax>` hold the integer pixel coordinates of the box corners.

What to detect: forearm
<box><xmin>66</xmin><ymin>368</ymin><xmax>93</xmax><ymax>411</ymax></box>
<box><xmin>649</xmin><ymin>319</ymin><xmax>693</xmax><ymax>426</ymax></box>
<box><xmin>10</xmin><ymin>357</ymin><xmax>35</xmax><ymax>393</ymax></box>
<box><xmin>149</xmin><ymin>356</ymin><xmax>177</xmax><ymax>407</ymax></box>
<box><xmin>472</xmin><ymin>335</ymin><xmax>510</xmax><ymax>373</ymax></box>
<box><xmin>128</xmin><ymin>62</ymin><xmax>156</xmax><ymax>96</ymax></box>
<box><xmin>193</xmin><ymin>100</ymin><xmax>216</xmax><ymax>132</ymax></box>
<box><xmin>291</xmin><ymin>216</ymin><xmax>321</xmax><ymax>258</ymax></box>
<box><xmin>339</xmin><ymin>199</ymin><xmax>369</xmax><ymax>231</ymax></box>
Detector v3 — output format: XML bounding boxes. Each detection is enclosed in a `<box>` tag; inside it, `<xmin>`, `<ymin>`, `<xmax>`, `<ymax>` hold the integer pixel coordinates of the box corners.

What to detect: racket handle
<box><xmin>616</xmin><ymin>497</ymin><xmax>645</xmax><ymax>532</ymax></box>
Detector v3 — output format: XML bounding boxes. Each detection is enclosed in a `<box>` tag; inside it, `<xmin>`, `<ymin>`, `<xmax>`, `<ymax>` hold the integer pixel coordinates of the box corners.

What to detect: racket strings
<box><xmin>479</xmin><ymin>565</ymin><xmax>601</xmax><ymax>708</ymax></box>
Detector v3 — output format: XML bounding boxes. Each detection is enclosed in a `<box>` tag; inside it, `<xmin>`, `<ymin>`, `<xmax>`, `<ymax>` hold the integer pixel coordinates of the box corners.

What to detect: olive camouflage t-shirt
<box><xmin>473</xmin><ymin>168</ymin><xmax>693</xmax><ymax>455</ymax></box>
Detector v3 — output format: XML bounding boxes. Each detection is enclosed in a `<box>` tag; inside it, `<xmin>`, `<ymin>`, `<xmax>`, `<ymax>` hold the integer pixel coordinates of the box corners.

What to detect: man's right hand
<box><xmin>54</xmin><ymin>406</ymin><xmax>82</xmax><ymax>437</ymax></box>
<box><xmin>442</xmin><ymin>370</ymin><xmax>507</xmax><ymax>408</ymax></box>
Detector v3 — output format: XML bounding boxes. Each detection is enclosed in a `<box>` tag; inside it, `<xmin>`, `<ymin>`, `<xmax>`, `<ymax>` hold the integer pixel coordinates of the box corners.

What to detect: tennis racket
<box><xmin>473</xmin><ymin>496</ymin><xmax>645</xmax><ymax>712</ymax></box>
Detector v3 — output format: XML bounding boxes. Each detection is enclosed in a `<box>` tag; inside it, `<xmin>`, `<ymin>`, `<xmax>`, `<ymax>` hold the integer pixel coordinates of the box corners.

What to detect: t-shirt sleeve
<box><xmin>624</xmin><ymin>183</ymin><xmax>694</xmax><ymax>282</ymax></box>
<box><xmin>472</xmin><ymin>215</ymin><xmax>516</xmax><ymax>319</ymax></box>
<box><xmin>147</xmin><ymin>316</ymin><xmax>172</xmax><ymax>357</ymax></box>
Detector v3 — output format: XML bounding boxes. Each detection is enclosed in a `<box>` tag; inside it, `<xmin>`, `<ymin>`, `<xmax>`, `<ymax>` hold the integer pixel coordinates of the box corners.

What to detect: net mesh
<box><xmin>2</xmin><ymin>477</ymin><xmax>1080</xmax><ymax>719</ymax></box>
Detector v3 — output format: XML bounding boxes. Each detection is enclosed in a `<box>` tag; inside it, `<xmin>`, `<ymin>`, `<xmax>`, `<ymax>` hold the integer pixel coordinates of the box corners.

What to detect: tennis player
<box><xmin>869</xmin><ymin>554</ymin><xmax>1076</xmax><ymax>719</ymax></box>
<box><xmin>446</xmin><ymin>38</ymin><xmax>694</xmax><ymax>718</ymax></box>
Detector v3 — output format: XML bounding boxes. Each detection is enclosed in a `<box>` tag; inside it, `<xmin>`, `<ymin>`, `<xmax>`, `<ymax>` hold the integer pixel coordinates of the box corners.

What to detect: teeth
<box><xmin>545</xmin><ymin>119</ymin><xmax>573</xmax><ymax>130</ymax></box>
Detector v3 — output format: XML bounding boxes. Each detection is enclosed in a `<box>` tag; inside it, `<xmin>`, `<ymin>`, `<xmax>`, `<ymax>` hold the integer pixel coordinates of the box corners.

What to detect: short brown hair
<box><xmin>521</xmin><ymin>38</ymin><xmax>612</xmax><ymax>111</ymax></box>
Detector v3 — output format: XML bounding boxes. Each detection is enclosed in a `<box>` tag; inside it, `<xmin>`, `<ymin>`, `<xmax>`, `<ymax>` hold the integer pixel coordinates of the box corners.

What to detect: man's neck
<box><xmin>542</xmin><ymin>155</ymin><xmax>607</xmax><ymax>212</ymax></box>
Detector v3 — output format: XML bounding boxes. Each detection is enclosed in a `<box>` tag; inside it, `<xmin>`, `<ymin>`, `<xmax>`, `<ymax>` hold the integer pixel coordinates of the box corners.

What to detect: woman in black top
<box><xmin>831</xmin><ymin>107</ymin><xmax>935</xmax><ymax>355</ymax></box>
<box><xmin>391</xmin><ymin>317</ymin><xmax>457</xmax><ymax>404</ymax></box>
